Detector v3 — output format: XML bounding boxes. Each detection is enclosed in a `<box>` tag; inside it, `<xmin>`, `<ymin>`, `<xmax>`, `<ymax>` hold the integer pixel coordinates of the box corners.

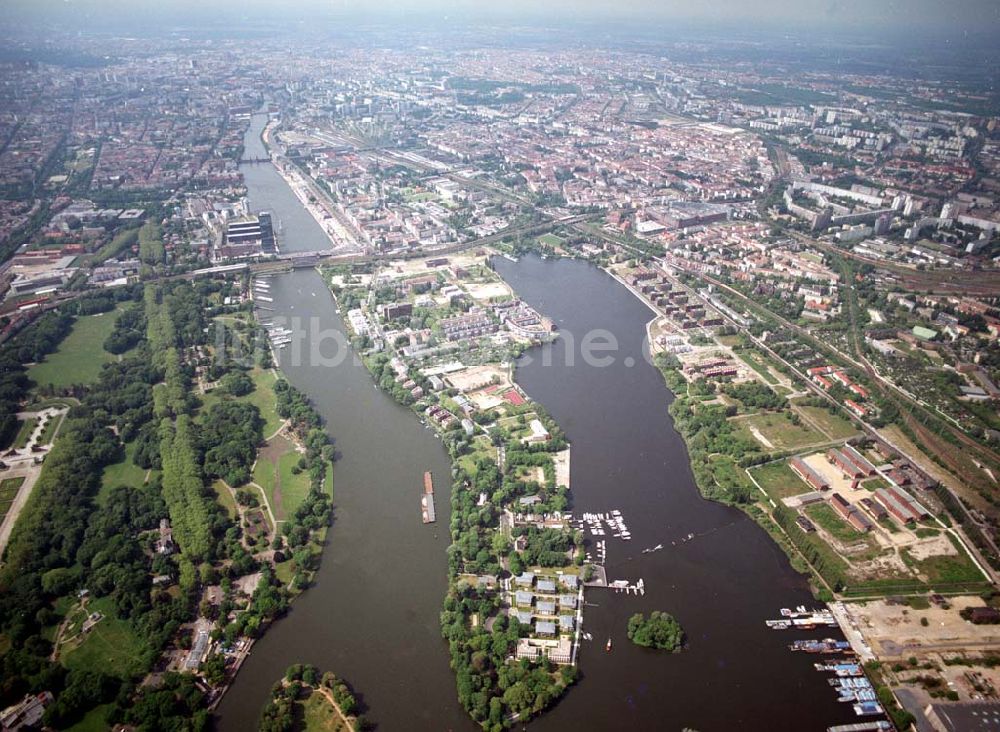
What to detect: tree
<box><xmin>627</xmin><ymin>611</ymin><xmax>685</xmax><ymax>651</ymax></box>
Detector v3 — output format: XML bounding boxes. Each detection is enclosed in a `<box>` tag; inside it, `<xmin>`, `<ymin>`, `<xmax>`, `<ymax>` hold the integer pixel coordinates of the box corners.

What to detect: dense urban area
<box><xmin>0</xmin><ymin>13</ymin><xmax>998</xmax><ymax>732</ymax></box>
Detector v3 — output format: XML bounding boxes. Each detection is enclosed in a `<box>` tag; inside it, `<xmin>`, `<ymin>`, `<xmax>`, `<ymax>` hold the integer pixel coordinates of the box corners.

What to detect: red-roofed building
<box><xmin>842</xmin><ymin>445</ymin><xmax>876</xmax><ymax>476</ymax></box>
<box><xmin>790</xmin><ymin>457</ymin><xmax>829</xmax><ymax>491</ymax></box>
<box><xmin>845</xmin><ymin>399</ymin><xmax>868</xmax><ymax>417</ymax></box>
<box><xmin>828</xmin><ymin>449</ymin><xmax>863</xmax><ymax>479</ymax></box>
<box><xmin>849</xmin><ymin>384</ymin><xmax>869</xmax><ymax>400</ymax></box>
<box><xmin>831</xmin><ymin>370</ymin><xmax>852</xmax><ymax>387</ymax></box>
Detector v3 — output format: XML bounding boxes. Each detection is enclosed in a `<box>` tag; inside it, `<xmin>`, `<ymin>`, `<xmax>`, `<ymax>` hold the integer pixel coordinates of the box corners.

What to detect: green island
<box><xmin>626</xmin><ymin>611</ymin><xmax>685</xmax><ymax>652</ymax></box>
<box><xmin>0</xmin><ymin>278</ymin><xmax>334</xmax><ymax>730</ymax></box>
<box><xmin>326</xmin><ymin>254</ymin><xmax>582</xmax><ymax>729</ymax></box>
<box><xmin>258</xmin><ymin>664</ymin><xmax>369</xmax><ymax>732</ymax></box>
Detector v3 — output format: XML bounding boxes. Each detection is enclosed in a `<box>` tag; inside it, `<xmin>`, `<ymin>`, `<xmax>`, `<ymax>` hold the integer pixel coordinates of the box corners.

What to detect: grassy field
<box><xmin>300</xmin><ymin>690</ymin><xmax>348</xmax><ymax>732</ymax></box>
<box><xmin>253</xmin><ymin>457</ymin><xmax>276</xmax><ymax>498</ymax></box>
<box><xmin>98</xmin><ymin>442</ymin><xmax>149</xmax><ymax>505</ymax></box>
<box><xmin>537</xmin><ymin>233</ymin><xmax>565</xmax><ymax>248</ymax></box>
<box><xmin>734</xmin><ymin>350</ymin><xmax>780</xmax><ymax>384</ymax></box>
<box><xmin>254</xmin><ymin>447</ymin><xmax>311</xmax><ymax>521</ymax></box>
<box><xmin>12</xmin><ymin>417</ymin><xmax>37</xmax><ymax>449</ymax></box>
<box><xmin>903</xmin><ymin>534</ymin><xmax>989</xmax><ymax>586</ymax></box>
<box><xmin>200</xmin><ymin>367</ymin><xmax>282</xmax><ymax>436</ymax></box>
<box><xmin>247</xmin><ymin>369</ymin><xmax>282</xmax><ymax>436</ymax></box>
<box><xmin>65</xmin><ymin>704</ymin><xmax>113</xmax><ymax>732</ymax></box>
<box><xmin>211</xmin><ymin>479</ymin><xmax>239</xmax><ymax>519</ymax></box>
<box><xmin>806</xmin><ymin>502</ymin><xmax>865</xmax><ymax>544</ymax></box>
<box><xmin>0</xmin><ymin>477</ymin><xmax>25</xmax><ymax>502</ymax></box>
<box><xmin>274</xmin><ymin>558</ymin><xmax>295</xmax><ymax>585</ymax></box>
<box><xmin>733</xmin><ymin>412</ymin><xmax>826</xmax><ymax>451</ymax></box>
<box><xmin>456</xmin><ymin>437</ymin><xmax>495</xmax><ymax>478</ymax></box>
<box><xmin>0</xmin><ymin>477</ymin><xmax>24</xmax><ymax>522</ymax></box>
<box><xmin>750</xmin><ymin>461</ymin><xmax>811</xmax><ymax>501</ymax></box>
<box><xmin>61</xmin><ymin>597</ymin><xmax>148</xmax><ymax>679</ymax></box>
<box><xmin>29</xmin><ymin>309</ymin><xmax>121</xmax><ymax>388</ymax></box>
<box><xmin>794</xmin><ymin>404</ymin><xmax>860</xmax><ymax>441</ymax></box>
<box><xmin>863</xmin><ymin>477</ymin><xmax>891</xmax><ymax>493</ymax></box>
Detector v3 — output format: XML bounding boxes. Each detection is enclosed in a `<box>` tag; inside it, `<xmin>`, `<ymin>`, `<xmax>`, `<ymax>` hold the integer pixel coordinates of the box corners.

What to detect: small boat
<box><xmin>605</xmin><ymin>638</ymin><xmax>612</xmax><ymax>652</ymax></box>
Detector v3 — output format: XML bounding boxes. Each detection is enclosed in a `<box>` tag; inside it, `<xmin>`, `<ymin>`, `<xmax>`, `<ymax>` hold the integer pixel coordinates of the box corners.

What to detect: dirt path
<box><xmin>746</xmin><ymin>423</ymin><xmax>774</xmax><ymax>449</ymax></box>
<box><xmin>224</xmin><ymin>478</ymin><xmax>279</xmax><ymax>535</ymax></box>
<box><xmin>271</xmin><ymin>474</ymin><xmax>283</xmax><ymax>522</ymax></box>
<box><xmin>312</xmin><ymin>685</ymin><xmax>354</xmax><ymax>730</ymax></box>
<box><xmin>49</xmin><ymin>598</ymin><xmax>86</xmax><ymax>662</ymax></box>
<box><xmin>265</xmin><ymin>419</ymin><xmax>290</xmax><ymax>442</ymax></box>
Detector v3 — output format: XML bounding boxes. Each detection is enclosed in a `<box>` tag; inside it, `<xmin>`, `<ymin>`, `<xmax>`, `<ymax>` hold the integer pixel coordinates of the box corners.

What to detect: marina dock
<box><xmin>421</xmin><ymin>471</ymin><xmax>436</xmax><ymax>524</ymax></box>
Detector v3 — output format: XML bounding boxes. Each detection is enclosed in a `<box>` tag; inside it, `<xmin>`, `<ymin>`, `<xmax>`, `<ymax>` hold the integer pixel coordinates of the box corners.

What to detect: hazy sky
<box><xmin>3</xmin><ymin>0</ymin><xmax>999</xmax><ymax>35</ymax></box>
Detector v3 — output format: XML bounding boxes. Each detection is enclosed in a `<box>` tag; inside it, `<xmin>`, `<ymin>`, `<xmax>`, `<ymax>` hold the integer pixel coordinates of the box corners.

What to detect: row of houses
<box><xmin>827</xmin><ymin>445</ymin><xmax>877</xmax><ymax>480</ymax></box>
<box><xmin>790</xmin><ymin>456</ymin><xmax>830</xmax><ymax>491</ymax></box>
<box><xmin>874</xmin><ymin>485</ymin><xmax>931</xmax><ymax>524</ymax></box>
<box><xmin>830</xmin><ymin>492</ymin><xmax>874</xmax><ymax>533</ymax></box>
<box><xmin>510</xmin><ymin>572</ymin><xmax>580</xmax><ymax>662</ymax></box>
<box><xmin>808</xmin><ymin>365</ymin><xmax>870</xmax><ymax>400</ymax></box>
<box><xmin>513</xmin><ymin>572</ymin><xmax>579</xmax><ymax>592</ymax></box>
<box><xmin>425</xmin><ymin>404</ymin><xmax>457</xmax><ymax>429</ymax></box>
<box><xmin>512</xmin><ymin>591</ymin><xmax>578</xmax><ymax>619</ymax></box>
<box><xmin>438</xmin><ymin>311</ymin><xmax>498</xmax><ymax>341</ymax></box>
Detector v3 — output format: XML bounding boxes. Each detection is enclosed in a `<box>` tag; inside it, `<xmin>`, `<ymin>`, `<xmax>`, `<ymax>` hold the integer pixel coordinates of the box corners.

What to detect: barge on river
<box><xmin>421</xmin><ymin>471</ymin><xmax>436</xmax><ymax>524</ymax></box>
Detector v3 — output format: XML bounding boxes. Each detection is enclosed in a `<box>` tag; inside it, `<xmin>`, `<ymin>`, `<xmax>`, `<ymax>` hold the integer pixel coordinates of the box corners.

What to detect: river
<box><xmin>217</xmin><ymin>113</ymin><xmax>860</xmax><ymax>730</ymax></box>
<box><xmin>217</xmin><ymin>113</ymin><xmax>474</xmax><ymax>730</ymax></box>
<box><xmin>494</xmin><ymin>255</ymin><xmax>858</xmax><ymax>731</ymax></box>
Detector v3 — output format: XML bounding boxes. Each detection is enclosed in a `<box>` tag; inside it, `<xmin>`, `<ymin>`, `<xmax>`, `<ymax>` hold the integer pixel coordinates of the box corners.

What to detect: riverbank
<box><xmin>203</xmin><ymin>308</ymin><xmax>336</xmax><ymax>713</ymax></box>
<box><xmin>593</xmin><ymin>254</ymin><xmax>991</xmax><ymax>605</ymax></box>
<box><xmin>259</xmin><ymin>117</ymin><xmax>359</xmax><ymax>253</ymax></box>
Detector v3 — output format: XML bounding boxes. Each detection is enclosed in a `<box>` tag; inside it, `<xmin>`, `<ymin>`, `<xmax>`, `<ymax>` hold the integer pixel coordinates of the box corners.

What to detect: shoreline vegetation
<box><xmin>0</xmin><ymin>277</ymin><xmax>335</xmax><ymax>730</ymax></box>
<box><xmin>650</xmin><ymin>327</ymin><xmax>990</xmax><ymax>601</ymax></box>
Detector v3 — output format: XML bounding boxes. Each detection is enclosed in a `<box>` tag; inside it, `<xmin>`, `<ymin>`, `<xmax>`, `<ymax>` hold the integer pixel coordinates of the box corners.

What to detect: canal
<box><xmin>218</xmin><ymin>113</ymin><xmax>859</xmax><ymax>730</ymax></box>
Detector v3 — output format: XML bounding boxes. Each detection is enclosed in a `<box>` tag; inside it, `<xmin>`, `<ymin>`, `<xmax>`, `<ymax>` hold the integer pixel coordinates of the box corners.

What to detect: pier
<box><xmin>421</xmin><ymin>471</ymin><xmax>436</xmax><ymax>524</ymax></box>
